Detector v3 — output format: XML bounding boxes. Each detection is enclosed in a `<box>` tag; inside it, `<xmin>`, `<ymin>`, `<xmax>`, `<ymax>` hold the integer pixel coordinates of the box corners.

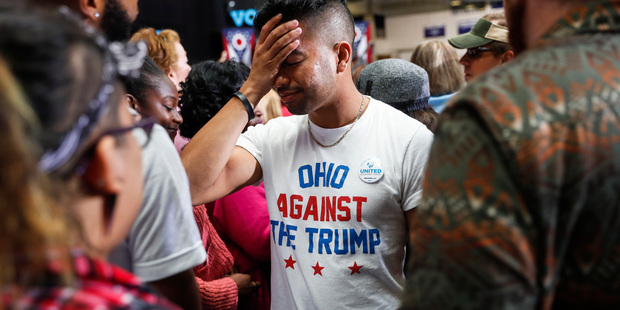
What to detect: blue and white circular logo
<box><xmin>359</xmin><ymin>157</ymin><xmax>384</xmax><ymax>183</ymax></box>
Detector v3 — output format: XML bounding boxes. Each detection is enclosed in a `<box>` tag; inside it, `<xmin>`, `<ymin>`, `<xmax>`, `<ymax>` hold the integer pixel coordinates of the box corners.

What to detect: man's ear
<box><xmin>501</xmin><ymin>50</ymin><xmax>515</xmax><ymax>64</ymax></box>
<box><xmin>82</xmin><ymin>136</ymin><xmax>123</xmax><ymax>195</ymax></box>
<box><xmin>335</xmin><ymin>41</ymin><xmax>353</xmax><ymax>73</ymax></box>
<box><xmin>78</xmin><ymin>0</ymin><xmax>106</xmax><ymax>23</ymax></box>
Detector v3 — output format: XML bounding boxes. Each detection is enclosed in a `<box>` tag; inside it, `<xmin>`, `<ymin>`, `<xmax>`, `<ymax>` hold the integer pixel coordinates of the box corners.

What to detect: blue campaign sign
<box><xmin>424</xmin><ymin>25</ymin><xmax>445</xmax><ymax>38</ymax></box>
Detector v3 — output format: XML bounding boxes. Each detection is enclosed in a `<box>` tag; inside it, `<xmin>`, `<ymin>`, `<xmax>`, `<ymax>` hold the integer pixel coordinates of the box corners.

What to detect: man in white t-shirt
<box><xmin>181</xmin><ymin>0</ymin><xmax>433</xmax><ymax>308</ymax></box>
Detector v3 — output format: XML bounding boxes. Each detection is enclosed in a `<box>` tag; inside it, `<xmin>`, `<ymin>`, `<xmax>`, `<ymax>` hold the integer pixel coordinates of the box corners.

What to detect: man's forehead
<box><xmin>284</xmin><ymin>23</ymin><xmax>314</xmax><ymax>51</ymax></box>
<box><xmin>273</xmin><ymin>16</ymin><xmax>334</xmax><ymax>53</ymax></box>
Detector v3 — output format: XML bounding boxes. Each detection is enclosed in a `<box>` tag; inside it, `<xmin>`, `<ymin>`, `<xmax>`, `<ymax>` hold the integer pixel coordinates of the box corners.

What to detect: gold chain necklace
<box><xmin>307</xmin><ymin>95</ymin><xmax>366</xmax><ymax>148</ymax></box>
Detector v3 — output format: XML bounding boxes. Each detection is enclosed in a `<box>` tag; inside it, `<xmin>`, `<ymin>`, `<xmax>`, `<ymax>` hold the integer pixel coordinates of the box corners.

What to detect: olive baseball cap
<box><xmin>448</xmin><ymin>18</ymin><xmax>509</xmax><ymax>49</ymax></box>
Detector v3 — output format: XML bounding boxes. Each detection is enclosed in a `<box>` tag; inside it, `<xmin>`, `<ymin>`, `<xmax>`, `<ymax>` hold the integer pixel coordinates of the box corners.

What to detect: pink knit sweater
<box><xmin>193</xmin><ymin>204</ymin><xmax>238</xmax><ymax>310</ymax></box>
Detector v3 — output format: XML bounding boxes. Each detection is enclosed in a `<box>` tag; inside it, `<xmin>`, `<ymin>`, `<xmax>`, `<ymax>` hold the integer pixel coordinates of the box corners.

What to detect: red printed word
<box><xmin>277</xmin><ymin>194</ymin><xmax>367</xmax><ymax>222</ymax></box>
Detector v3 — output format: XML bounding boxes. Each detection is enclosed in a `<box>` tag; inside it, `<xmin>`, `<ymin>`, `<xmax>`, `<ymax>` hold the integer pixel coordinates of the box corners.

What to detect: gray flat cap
<box><xmin>356</xmin><ymin>58</ymin><xmax>430</xmax><ymax>114</ymax></box>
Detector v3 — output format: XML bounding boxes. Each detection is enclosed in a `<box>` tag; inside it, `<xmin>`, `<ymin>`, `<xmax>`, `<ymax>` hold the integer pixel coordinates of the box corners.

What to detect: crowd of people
<box><xmin>1</xmin><ymin>0</ymin><xmax>620</xmax><ymax>309</ymax></box>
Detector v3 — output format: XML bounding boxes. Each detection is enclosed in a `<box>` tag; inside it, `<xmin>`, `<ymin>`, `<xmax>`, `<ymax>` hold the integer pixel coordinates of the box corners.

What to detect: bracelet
<box><xmin>234</xmin><ymin>91</ymin><xmax>254</xmax><ymax>121</ymax></box>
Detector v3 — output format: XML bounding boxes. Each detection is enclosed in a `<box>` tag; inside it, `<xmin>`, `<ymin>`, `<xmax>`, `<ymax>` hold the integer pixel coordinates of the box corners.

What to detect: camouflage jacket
<box><xmin>403</xmin><ymin>1</ymin><xmax>620</xmax><ymax>309</ymax></box>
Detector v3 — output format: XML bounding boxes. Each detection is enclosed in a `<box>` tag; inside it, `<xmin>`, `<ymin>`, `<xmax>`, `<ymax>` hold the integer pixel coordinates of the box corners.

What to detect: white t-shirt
<box><xmin>237</xmin><ymin>98</ymin><xmax>433</xmax><ymax>309</ymax></box>
<box><xmin>109</xmin><ymin>124</ymin><xmax>207</xmax><ymax>282</ymax></box>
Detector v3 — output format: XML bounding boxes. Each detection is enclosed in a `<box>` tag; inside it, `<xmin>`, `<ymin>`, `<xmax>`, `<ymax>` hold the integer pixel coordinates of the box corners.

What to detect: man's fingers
<box><xmin>273</xmin><ymin>39</ymin><xmax>300</xmax><ymax>65</ymax></box>
<box><xmin>253</xmin><ymin>26</ymin><xmax>301</xmax><ymax>76</ymax></box>
<box><xmin>261</xmin><ymin>19</ymin><xmax>300</xmax><ymax>51</ymax></box>
<box><xmin>247</xmin><ymin>16</ymin><xmax>302</xmax><ymax>96</ymax></box>
<box><xmin>257</xmin><ymin>13</ymin><xmax>283</xmax><ymax>45</ymax></box>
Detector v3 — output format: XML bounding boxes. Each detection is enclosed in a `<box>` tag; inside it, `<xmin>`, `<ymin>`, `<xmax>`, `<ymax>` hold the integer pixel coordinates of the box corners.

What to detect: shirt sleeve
<box><xmin>113</xmin><ymin>125</ymin><xmax>207</xmax><ymax>282</ymax></box>
<box><xmin>236</xmin><ymin>123</ymin><xmax>264</xmax><ymax>166</ymax></box>
<box><xmin>400</xmin><ymin>125</ymin><xmax>434</xmax><ymax>212</ymax></box>
<box><xmin>194</xmin><ymin>276</ymin><xmax>238</xmax><ymax>310</ymax></box>
<box><xmin>402</xmin><ymin>106</ymin><xmax>539</xmax><ymax>309</ymax></box>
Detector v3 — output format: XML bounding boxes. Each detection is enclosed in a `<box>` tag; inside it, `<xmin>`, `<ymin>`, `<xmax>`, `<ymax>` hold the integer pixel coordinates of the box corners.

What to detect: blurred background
<box><xmin>133</xmin><ymin>0</ymin><xmax>504</xmax><ymax>64</ymax></box>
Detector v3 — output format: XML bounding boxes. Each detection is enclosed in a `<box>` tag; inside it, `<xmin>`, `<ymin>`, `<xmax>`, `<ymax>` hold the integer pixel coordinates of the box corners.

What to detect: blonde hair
<box><xmin>159</xmin><ymin>29</ymin><xmax>180</xmax><ymax>43</ymax></box>
<box><xmin>130</xmin><ymin>28</ymin><xmax>178</xmax><ymax>74</ymax></box>
<box><xmin>411</xmin><ymin>40</ymin><xmax>465</xmax><ymax>96</ymax></box>
<box><xmin>0</xmin><ymin>58</ymin><xmax>73</xmax><ymax>288</ymax></box>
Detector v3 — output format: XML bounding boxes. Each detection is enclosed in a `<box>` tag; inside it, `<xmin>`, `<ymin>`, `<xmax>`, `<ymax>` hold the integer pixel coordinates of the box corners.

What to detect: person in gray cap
<box><xmin>357</xmin><ymin>58</ymin><xmax>438</xmax><ymax>132</ymax></box>
<box><xmin>449</xmin><ymin>13</ymin><xmax>514</xmax><ymax>82</ymax></box>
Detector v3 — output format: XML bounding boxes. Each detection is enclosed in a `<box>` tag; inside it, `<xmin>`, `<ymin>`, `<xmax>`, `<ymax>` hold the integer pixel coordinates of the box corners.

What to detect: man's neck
<box><xmin>308</xmin><ymin>81</ymin><xmax>367</xmax><ymax>129</ymax></box>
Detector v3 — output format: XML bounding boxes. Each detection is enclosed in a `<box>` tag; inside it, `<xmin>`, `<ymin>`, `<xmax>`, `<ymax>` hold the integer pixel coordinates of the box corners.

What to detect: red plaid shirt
<box><xmin>2</xmin><ymin>251</ymin><xmax>180</xmax><ymax>309</ymax></box>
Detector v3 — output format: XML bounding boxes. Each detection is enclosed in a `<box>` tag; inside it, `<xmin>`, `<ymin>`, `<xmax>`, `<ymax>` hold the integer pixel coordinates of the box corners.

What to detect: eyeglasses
<box><xmin>466</xmin><ymin>46</ymin><xmax>493</xmax><ymax>58</ymax></box>
<box><xmin>101</xmin><ymin>117</ymin><xmax>156</xmax><ymax>149</ymax></box>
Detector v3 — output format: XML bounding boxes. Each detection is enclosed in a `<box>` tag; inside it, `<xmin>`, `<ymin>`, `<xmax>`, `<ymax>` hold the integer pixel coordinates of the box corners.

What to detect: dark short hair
<box><xmin>487</xmin><ymin>40</ymin><xmax>514</xmax><ymax>56</ymax></box>
<box><xmin>253</xmin><ymin>0</ymin><xmax>355</xmax><ymax>45</ymax></box>
<box><xmin>179</xmin><ymin>60</ymin><xmax>250</xmax><ymax>139</ymax></box>
<box><xmin>120</xmin><ymin>56</ymin><xmax>168</xmax><ymax>104</ymax></box>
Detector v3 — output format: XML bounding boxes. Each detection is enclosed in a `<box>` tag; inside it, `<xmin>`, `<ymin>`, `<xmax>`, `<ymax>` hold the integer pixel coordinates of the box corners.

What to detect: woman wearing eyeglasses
<box><xmin>0</xmin><ymin>8</ymin><xmax>177</xmax><ymax>309</ymax></box>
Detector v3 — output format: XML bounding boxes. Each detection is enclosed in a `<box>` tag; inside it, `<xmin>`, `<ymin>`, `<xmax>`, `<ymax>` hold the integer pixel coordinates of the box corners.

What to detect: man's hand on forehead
<box><xmin>237</xmin><ymin>14</ymin><xmax>302</xmax><ymax>106</ymax></box>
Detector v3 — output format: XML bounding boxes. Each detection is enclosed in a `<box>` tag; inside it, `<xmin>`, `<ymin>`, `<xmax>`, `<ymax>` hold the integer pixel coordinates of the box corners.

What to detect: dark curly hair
<box><xmin>179</xmin><ymin>60</ymin><xmax>250</xmax><ymax>139</ymax></box>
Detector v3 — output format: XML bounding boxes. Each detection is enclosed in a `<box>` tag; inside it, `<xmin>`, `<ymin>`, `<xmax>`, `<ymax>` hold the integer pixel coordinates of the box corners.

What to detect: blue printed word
<box><xmin>298</xmin><ymin>162</ymin><xmax>349</xmax><ymax>189</ymax></box>
<box><xmin>306</xmin><ymin>228</ymin><xmax>380</xmax><ymax>255</ymax></box>
<box><xmin>271</xmin><ymin>220</ymin><xmax>297</xmax><ymax>250</ymax></box>
<box><xmin>270</xmin><ymin>221</ymin><xmax>381</xmax><ymax>255</ymax></box>
<box><xmin>230</xmin><ymin>9</ymin><xmax>257</xmax><ymax>27</ymax></box>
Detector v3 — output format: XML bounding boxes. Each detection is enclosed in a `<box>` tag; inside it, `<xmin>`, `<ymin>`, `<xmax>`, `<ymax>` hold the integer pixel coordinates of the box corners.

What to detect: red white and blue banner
<box><xmin>353</xmin><ymin>21</ymin><xmax>372</xmax><ymax>65</ymax></box>
<box><xmin>222</xmin><ymin>27</ymin><xmax>255</xmax><ymax>67</ymax></box>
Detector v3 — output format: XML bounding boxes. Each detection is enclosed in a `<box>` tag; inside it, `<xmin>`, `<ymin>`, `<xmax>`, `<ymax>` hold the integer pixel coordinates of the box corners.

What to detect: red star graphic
<box><xmin>284</xmin><ymin>255</ymin><xmax>296</xmax><ymax>269</ymax></box>
<box><xmin>348</xmin><ymin>261</ymin><xmax>363</xmax><ymax>275</ymax></box>
<box><xmin>311</xmin><ymin>262</ymin><xmax>325</xmax><ymax>276</ymax></box>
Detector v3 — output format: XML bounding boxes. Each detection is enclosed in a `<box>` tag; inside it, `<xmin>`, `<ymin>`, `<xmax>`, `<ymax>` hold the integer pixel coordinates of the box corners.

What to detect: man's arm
<box><xmin>182</xmin><ymin>15</ymin><xmax>301</xmax><ymax>205</ymax></box>
<box><xmin>149</xmin><ymin>269</ymin><xmax>201</xmax><ymax>310</ymax></box>
<box><xmin>402</xmin><ymin>106</ymin><xmax>538</xmax><ymax>309</ymax></box>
